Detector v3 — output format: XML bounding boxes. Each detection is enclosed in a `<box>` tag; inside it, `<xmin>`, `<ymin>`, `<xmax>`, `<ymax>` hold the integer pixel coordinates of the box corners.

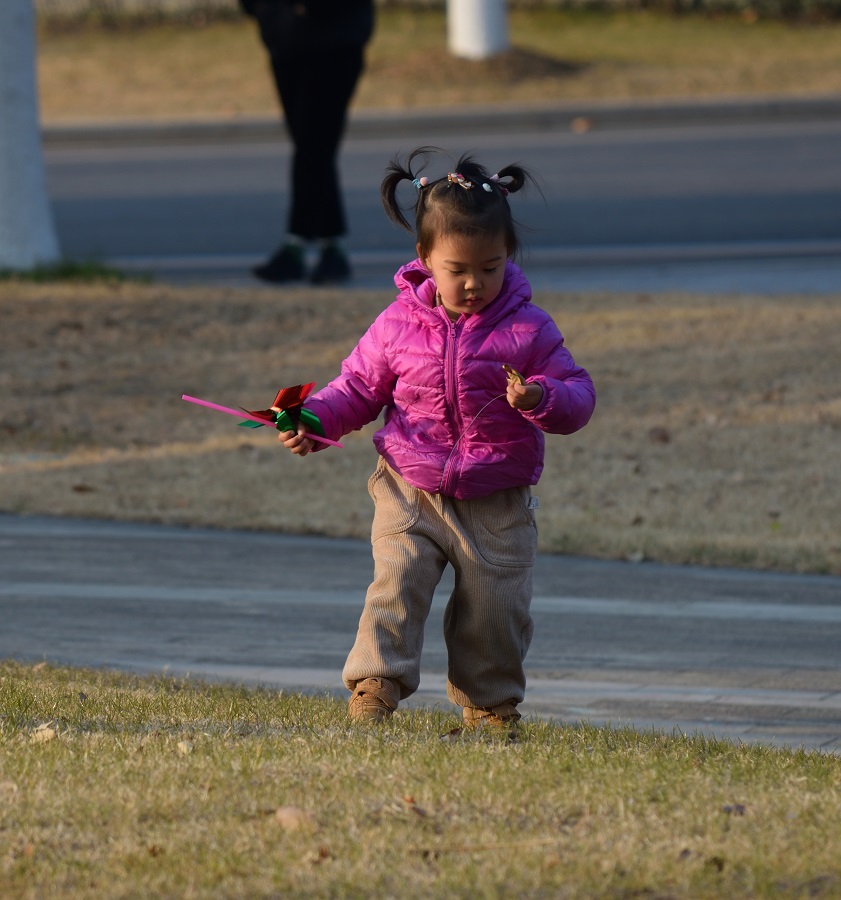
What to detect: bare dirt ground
<box><xmin>2</xmin><ymin>281</ymin><xmax>839</xmax><ymax>574</ymax></box>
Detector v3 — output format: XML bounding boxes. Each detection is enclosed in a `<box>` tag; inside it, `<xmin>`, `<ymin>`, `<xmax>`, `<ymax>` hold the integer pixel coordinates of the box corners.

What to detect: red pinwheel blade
<box><xmin>241</xmin><ymin>407</ymin><xmax>277</xmax><ymax>424</ymax></box>
<box><xmin>272</xmin><ymin>382</ymin><xmax>315</xmax><ymax>412</ymax></box>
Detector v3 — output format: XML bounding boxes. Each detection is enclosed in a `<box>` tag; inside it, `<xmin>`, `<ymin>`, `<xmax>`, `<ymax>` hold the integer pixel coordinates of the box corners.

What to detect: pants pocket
<box><xmin>466</xmin><ymin>486</ymin><xmax>537</xmax><ymax>568</ymax></box>
<box><xmin>368</xmin><ymin>458</ymin><xmax>421</xmax><ymax>541</ymax></box>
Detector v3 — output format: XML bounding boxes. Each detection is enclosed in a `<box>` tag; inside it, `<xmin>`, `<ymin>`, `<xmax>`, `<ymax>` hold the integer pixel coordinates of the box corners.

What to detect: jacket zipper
<box><xmin>440</xmin><ymin>317</ymin><xmax>465</xmax><ymax>495</ymax></box>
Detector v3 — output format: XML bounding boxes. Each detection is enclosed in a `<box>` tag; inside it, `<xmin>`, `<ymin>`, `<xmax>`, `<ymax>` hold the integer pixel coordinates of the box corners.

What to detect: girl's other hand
<box><xmin>277</xmin><ymin>425</ymin><xmax>314</xmax><ymax>456</ymax></box>
<box><xmin>507</xmin><ymin>381</ymin><xmax>543</xmax><ymax>412</ymax></box>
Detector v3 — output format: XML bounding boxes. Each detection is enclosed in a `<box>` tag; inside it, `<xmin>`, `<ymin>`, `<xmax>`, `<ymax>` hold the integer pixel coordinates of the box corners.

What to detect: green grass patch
<box><xmin>0</xmin><ymin>260</ymin><xmax>140</xmax><ymax>284</ymax></box>
<box><xmin>2</xmin><ymin>661</ymin><xmax>839</xmax><ymax>897</ymax></box>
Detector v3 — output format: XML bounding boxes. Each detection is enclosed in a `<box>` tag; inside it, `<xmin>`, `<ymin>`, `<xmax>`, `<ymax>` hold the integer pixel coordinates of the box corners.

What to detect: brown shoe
<box><xmin>462</xmin><ymin>701</ymin><xmax>521</xmax><ymax>729</ymax></box>
<box><xmin>348</xmin><ymin>677</ymin><xmax>400</xmax><ymax>723</ymax></box>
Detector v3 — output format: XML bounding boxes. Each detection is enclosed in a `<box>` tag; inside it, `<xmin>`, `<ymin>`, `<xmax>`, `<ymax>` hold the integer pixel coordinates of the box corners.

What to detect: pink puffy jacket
<box><xmin>306</xmin><ymin>259</ymin><xmax>596</xmax><ymax>499</ymax></box>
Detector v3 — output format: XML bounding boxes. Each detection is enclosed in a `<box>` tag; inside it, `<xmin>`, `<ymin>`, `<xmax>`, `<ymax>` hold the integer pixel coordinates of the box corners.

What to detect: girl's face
<box><xmin>419</xmin><ymin>233</ymin><xmax>509</xmax><ymax>320</ymax></box>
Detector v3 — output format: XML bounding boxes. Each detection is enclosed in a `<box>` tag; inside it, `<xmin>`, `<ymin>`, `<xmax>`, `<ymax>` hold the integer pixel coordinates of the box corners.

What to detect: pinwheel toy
<box><xmin>182</xmin><ymin>384</ymin><xmax>343</xmax><ymax>448</ymax></box>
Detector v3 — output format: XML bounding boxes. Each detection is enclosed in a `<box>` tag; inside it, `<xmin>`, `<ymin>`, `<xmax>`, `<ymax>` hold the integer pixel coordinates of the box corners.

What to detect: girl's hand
<box><xmin>507</xmin><ymin>381</ymin><xmax>543</xmax><ymax>411</ymax></box>
<box><xmin>277</xmin><ymin>424</ymin><xmax>315</xmax><ymax>456</ymax></box>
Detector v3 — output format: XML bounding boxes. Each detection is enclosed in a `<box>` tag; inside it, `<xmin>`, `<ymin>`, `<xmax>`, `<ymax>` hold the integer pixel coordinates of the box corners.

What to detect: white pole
<box><xmin>447</xmin><ymin>0</ymin><xmax>509</xmax><ymax>61</ymax></box>
<box><xmin>0</xmin><ymin>0</ymin><xmax>60</xmax><ymax>270</ymax></box>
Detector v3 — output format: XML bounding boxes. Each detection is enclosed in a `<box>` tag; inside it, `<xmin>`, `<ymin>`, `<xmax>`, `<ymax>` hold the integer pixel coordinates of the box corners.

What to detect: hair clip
<box><xmin>447</xmin><ymin>172</ymin><xmax>474</xmax><ymax>190</ymax></box>
<box><xmin>412</xmin><ymin>176</ymin><xmax>429</xmax><ymax>190</ymax></box>
<box><xmin>482</xmin><ymin>183</ymin><xmax>493</xmax><ymax>192</ymax></box>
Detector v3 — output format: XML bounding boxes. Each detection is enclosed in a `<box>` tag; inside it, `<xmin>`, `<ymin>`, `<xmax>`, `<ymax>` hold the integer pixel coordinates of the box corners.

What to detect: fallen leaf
<box><xmin>305</xmin><ymin>845</ymin><xmax>330</xmax><ymax>865</ymax></box>
<box><xmin>571</xmin><ymin>116</ymin><xmax>594</xmax><ymax>133</ymax></box>
<box><xmin>275</xmin><ymin>806</ymin><xmax>315</xmax><ymax>831</ymax></box>
<box><xmin>31</xmin><ymin>723</ymin><xmax>57</xmax><ymax>744</ymax></box>
<box><xmin>176</xmin><ymin>740</ymin><xmax>193</xmax><ymax>755</ymax></box>
<box><xmin>402</xmin><ymin>797</ymin><xmax>428</xmax><ymax>817</ymax></box>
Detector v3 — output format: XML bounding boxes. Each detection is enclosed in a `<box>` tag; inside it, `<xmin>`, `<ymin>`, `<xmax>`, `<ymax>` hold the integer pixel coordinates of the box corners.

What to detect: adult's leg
<box><xmin>270</xmin><ymin>45</ymin><xmax>365</xmax><ymax>239</ymax></box>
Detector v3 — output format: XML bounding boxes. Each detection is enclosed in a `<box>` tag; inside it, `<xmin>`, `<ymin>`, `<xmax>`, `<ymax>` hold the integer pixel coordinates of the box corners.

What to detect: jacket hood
<box><xmin>393</xmin><ymin>258</ymin><xmax>532</xmax><ymax>326</ymax></box>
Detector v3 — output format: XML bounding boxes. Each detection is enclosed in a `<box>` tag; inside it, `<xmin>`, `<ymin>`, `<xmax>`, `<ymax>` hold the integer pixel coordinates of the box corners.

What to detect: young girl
<box><xmin>279</xmin><ymin>147</ymin><xmax>596</xmax><ymax>728</ymax></box>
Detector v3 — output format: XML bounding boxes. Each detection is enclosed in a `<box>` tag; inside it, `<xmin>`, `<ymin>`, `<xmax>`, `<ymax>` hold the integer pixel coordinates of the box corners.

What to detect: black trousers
<box><xmin>268</xmin><ymin>44</ymin><xmax>365</xmax><ymax>240</ymax></box>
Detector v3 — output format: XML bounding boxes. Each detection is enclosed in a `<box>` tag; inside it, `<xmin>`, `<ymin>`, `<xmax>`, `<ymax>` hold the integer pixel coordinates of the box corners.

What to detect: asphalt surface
<box><xmin>43</xmin><ymin>95</ymin><xmax>841</xmax><ymax>294</ymax></box>
<box><xmin>2</xmin><ymin>515</ymin><xmax>840</xmax><ymax>753</ymax></box>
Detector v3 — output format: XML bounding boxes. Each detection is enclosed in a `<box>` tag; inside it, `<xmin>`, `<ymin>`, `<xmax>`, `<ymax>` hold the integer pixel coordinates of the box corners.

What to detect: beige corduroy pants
<box><xmin>343</xmin><ymin>458</ymin><xmax>538</xmax><ymax>709</ymax></box>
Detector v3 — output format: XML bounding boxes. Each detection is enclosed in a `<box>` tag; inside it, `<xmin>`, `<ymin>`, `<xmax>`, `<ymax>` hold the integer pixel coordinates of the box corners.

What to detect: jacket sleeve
<box><xmin>304</xmin><ymin>313</ymin><xmax>397</xmax><ymax>445</ymax></box>
<box><xmin>519</xmin><ymin>319</ymin><xmax>596</xmax><ymax>435</ymax></box>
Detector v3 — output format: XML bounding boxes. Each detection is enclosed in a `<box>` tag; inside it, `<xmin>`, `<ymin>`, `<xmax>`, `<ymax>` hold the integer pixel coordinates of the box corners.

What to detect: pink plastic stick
<box><xmin>181</xmin><ymin>394</ymin><xmax>344</xmax><ymax>448</ymax></box>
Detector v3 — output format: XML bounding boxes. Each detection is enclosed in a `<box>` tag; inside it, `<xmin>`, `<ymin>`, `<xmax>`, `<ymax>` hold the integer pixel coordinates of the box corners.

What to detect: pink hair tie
<box><xmin>490</xmin><ymin>174</ymin><xmax>509</xmax><ymax>196</ymax></box>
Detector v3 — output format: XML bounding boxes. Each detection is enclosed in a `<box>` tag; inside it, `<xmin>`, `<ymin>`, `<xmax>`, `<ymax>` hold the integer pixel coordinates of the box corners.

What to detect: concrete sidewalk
<box><xmin>2</xmin><ymin>515</ymin><xmax>840</xmax><ymax>753</ymax></box>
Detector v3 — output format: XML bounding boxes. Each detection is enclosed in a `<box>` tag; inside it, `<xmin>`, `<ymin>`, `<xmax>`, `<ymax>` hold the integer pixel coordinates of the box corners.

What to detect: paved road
<box><xmin>2</xmin><ymin>515</ymin><xmax>840</xmax><ymax>752</ymax></box>
<box><xmin>43</xmin><ymin>100</ymin><xmax>841</xmax><ymax>293</ymax></box>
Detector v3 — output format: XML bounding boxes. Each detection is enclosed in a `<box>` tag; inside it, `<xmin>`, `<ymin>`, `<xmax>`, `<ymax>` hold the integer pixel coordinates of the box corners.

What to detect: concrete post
<box><xmin>0</xmin><ymin>0</ymin><xmax>61</xmax><ymax>270</ymax></box>
<box><xmin>447</xmin><ymin>0</ymin><xmax>510</xmax><ymax>61</ymax></box>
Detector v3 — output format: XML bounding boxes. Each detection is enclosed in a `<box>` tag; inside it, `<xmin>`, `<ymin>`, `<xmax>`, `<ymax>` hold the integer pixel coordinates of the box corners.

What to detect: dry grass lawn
<box><xmin>3</xmin><ymin>661</ymin><xmax>841</xmax><ymax>898</ymax></box>
<box><xmin>2</xmin><ymin>280</ymin><xmax>839</xmax><ymax>574</ymax></box>
<box><xmin>36</xmin><ymin>9</ymin><xmax>841</xmax><ymax>123</ymax></box>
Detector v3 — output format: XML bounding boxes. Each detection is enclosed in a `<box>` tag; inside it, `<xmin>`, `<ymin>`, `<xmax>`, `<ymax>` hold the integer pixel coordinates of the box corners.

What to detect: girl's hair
<box><xmin>381</xmin><ymin>146</ymin><xmax>534</xmax><ymax>260</ymax></box>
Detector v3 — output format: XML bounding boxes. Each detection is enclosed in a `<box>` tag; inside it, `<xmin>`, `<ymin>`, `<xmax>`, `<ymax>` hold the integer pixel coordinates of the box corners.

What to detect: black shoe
<box><xmin>310</xmin><ymin>245</ymin><xmax>352</xmax><ymax>285</ymax></box>
<box><xmin>252</xmin><ymin>244</ymin><xmax>305</xmax><ymax>284</ymax></box>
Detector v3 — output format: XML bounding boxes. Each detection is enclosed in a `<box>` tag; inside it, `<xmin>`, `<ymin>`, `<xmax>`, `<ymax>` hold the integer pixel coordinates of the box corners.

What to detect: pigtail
<box><xmin>494</xmin><ymin>163</ymin><xmax>533</xmax><ymax>196</ymax></box>
<box><xmin>380</xmin><ymin>161</ymin><xmax>413</xmax><ymax>234</ymax></box>
<box><xmin>381</xmin><ymin>146</ymin><xmax>441</xmax><ymax>235</ymax></box>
